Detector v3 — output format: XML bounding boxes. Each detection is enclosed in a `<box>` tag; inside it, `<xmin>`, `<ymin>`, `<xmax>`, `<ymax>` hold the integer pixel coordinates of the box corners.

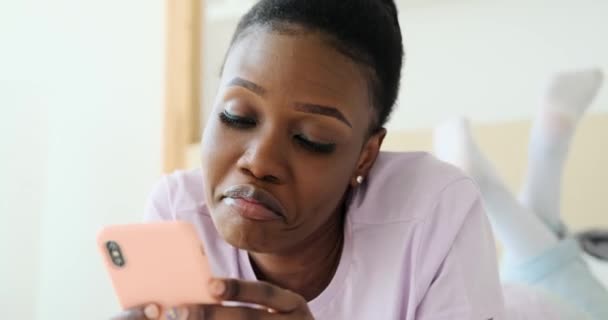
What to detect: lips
<box><xmin>221</xmin><ymin>184</ymin><xmax>287</xmax><ymax>221</ymax></box>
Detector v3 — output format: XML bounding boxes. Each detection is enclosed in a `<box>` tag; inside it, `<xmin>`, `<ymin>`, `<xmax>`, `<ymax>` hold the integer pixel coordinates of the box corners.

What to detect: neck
<box><xmin>248</xmin><ymin>209</ymin><xmax>345</xmax><ymax>301</ymax></box>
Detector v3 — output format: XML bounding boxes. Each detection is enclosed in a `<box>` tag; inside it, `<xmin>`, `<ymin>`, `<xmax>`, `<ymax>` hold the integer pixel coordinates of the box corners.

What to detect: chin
<box><xmin>211</xmin><ymin>208</ymin><xmax>280</xmax><ymax>253</ymax></box>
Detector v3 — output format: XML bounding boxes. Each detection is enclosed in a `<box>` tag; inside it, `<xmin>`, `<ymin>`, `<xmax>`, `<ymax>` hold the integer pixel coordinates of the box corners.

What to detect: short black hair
<box><xmin>226</xmin><ymin>0</ymin><xmax>404</xmax><ymax>131</ymax></box>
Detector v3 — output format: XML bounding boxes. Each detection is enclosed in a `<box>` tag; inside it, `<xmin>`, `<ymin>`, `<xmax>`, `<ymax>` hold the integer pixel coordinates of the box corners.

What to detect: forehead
<box><xmin>222</xmin><ymin>28</ymin><xmax>371</xmax><ymax>109</ymax></box>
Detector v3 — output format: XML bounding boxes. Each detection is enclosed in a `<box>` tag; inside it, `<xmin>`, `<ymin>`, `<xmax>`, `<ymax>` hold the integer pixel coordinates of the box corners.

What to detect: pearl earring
<box><xmin>356</xmin><ymin>176</ymin><xmax>364</xmax><ymax>185</ymax></box>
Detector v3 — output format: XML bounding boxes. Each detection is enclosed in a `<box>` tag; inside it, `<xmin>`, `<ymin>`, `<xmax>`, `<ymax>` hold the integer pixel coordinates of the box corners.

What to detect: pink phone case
<box><xmin>97</xmin><ymin>221</ymin><xmax>216</xmax><ymax>315</ymax></box>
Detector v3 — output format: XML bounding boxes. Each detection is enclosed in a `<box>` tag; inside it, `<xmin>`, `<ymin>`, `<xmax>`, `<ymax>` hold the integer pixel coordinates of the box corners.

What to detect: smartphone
<box><xmin>97</xmin><ymin>221</ymin><xmax>216</xmax><ymax>315</ymax></box>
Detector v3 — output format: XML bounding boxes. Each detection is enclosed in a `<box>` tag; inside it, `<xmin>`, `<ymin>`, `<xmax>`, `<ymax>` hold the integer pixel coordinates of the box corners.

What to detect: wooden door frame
<box><xmin>163</xmin><ymin>0</ymin><xmax>204</xmax><ymax>173</ymax></box>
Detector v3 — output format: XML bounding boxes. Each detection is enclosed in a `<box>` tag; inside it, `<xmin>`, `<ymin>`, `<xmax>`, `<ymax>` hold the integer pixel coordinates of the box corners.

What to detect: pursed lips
<box><xmin>221</xmin><ymin>184</ymin><xmax>287</xmax><ymax>219</ymax></box>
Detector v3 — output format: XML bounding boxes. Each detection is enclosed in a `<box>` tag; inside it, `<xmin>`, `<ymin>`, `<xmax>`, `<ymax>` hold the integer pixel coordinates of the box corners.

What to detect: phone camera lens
<box><xmin>106</xmin><ymin>241</ymin><xmax>118</xmax><ymax>250</ymax></box>
<box><xmin>106</xmin><ymin>241</ymin><xmax>125</xmax><ymax>267</ymax></box>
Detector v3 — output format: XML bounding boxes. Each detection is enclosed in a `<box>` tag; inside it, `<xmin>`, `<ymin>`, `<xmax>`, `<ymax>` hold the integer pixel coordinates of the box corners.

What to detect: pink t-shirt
<box><xmin>145</xmin><ymin>151</ymin><xmax>506</xmax><ymax>320</ymax></box>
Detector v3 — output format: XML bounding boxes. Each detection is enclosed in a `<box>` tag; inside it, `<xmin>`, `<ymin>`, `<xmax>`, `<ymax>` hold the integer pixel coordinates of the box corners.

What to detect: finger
<box><xmin>110</xmin><ymin>309</ymin><xmax>145</xmax><ymax>320</ymax></box>
<box><xmin>194</xmin><ymin>304</ymin><xmax>289</xmax><ymax>320</ymax></box>
<box><xmin>209</xmin><ymin>278</ymin><xmax>306</xmax><ymax>313</ymax></box>
<box><xmin>111</xmin><ymin>304</ymin><xmax>160</xmax><ymax>320</ymax></box>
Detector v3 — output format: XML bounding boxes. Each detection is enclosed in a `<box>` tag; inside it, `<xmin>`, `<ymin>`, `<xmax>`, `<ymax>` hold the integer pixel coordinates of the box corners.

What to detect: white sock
<box><xmin>434</xmin><ymin>118</ymin><xmax>558</xmax><ymax>265</ymax></box>
<box><xmin>519</xmin><ymin>68</ymin><xmax>604</xmax><ymax>235</ymax></box>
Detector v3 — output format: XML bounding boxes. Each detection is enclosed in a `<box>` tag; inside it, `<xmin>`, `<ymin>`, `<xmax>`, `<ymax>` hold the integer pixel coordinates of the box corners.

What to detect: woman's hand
<box><xmin>110</xmin><ymin>278</ymin><xmax>314</xmax><ymax>320</ymax></box>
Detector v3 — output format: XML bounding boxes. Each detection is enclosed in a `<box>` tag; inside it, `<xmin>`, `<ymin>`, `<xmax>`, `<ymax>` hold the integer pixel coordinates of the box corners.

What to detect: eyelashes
<box><xmin>219</xmin><ymin>110</ymin><xmax>257</xmax><ymax>129</ymax></box>
<box><xmin>218</xmin><ymin>111</ymin><xmax>336</xmax><ymax>155</ymax></box>
<box><xmin>293</xmin><ymin>134</ymin><xmax>336</xmax><ymax>154</ymax></box>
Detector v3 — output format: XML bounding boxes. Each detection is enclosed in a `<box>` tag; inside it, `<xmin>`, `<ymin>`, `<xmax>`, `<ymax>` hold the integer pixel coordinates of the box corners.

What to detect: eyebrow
<box><xmin>227</xmin><ymin>77</ymin><xmax>267</xmax><ymax>96</ymax></box>
<box><xmin>294</xmin><ymin>103</ymin><xmax>352</xmax><ymax>128</ymax></box>
<box><xmin>227</xmin><ymin>77</ymin><xmax>352</xmax><ymax>128</ymax></box>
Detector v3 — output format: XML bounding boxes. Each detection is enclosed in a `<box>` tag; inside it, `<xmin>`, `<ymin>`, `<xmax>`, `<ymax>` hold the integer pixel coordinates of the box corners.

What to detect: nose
<box><xmin>237</xmin><ymin>131</ymin><xmax>288</xmax><ymax>184</ymax></box>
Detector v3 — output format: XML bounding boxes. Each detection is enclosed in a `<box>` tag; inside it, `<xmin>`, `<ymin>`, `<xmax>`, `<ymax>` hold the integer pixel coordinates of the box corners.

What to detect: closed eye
<box><xmin>219</xmin><ymin>111</ymin><xmax>257</xmax><ymax>129</ymax></box>
<box><xmin>219</xmin><ymin>110</ymin><xmax>335</xmax><ymax>154</ymax></box>
<box><xmin>294</xmin><ymin>134</ymin><xmax>336</xmax><ymax>154</ymax></box>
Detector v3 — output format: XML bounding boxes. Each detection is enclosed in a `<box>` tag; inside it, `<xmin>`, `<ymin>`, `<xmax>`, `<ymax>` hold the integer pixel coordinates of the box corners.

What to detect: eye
<box><xmin>294</xmin><ymin>134</ymin><xmax>336</xmax><ymax>154</ymax></box>
<box><xmin>219</xmin><ymin>110</ymin><xmax>257</xmax><ymax>129</ymax></box>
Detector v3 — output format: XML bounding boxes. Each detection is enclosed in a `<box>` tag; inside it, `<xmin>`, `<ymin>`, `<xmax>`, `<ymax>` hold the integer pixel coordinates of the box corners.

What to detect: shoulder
<box><xmin>343</xmin><ymin>152</ymin><xmax>496</xmax><ymax>317</ymax></box>
<box><xmin>165</xmin><ymin>168</ymin><xmax>206</xmax><ymax>210</ymax></box>
<box><xmin>144</xmin><ymin>168</ymin><xmax>208</xmax><ymax>221</ymax></box>
<box><xmin>348</xmin><ymin>151</ymin><xmax>480</xmax><ymax>224</ymax></box>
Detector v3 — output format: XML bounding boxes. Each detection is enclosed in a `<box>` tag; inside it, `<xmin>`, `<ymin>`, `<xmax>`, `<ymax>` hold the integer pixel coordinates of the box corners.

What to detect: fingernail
<box><xmin>143</xmin><ymin>304</ymin><xmax>160</xmax><ymax>319</ymax></box>
<box><xmin>210</xmin><ymin>279</ymin><xmax>226</xmax><ymax>296</ymax></box>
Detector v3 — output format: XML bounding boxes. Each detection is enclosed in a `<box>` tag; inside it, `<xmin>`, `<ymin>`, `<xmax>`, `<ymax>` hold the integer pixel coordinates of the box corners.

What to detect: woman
<box><xmin>113</xmin><ymin>0</ymin><xmax>505</xmax><ymax>319</ymax></box>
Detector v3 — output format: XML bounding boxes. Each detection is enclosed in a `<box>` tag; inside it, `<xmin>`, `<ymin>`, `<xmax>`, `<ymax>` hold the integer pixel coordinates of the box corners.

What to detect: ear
<box><xmin>350</xmin><ymin>128</ymin><xmax>387</xmax><ymax>187</ymax></box>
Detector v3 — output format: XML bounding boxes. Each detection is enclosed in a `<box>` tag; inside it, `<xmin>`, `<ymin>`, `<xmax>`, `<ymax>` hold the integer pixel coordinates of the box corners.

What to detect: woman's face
<box><xmin>201</xmin><ymin>27</ymin><xmax>383</xmax><ymax>253</ymax></box>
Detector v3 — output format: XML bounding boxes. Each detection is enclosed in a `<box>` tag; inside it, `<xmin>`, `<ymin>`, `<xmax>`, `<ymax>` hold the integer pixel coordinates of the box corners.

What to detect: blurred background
<box><xmin>1</xmin><ymin>0</ymin><xmax>607</xmax><ymax>318</ymax></box>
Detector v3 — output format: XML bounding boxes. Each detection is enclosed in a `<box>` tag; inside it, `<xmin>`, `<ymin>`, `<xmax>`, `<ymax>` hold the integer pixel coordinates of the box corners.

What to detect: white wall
<box><xmin>202</xmin><ymin>0</ymin><xmax>608</xmax><ymax>130</ymax></box>
<box><xmin>1</xmin><ymin>0</ymin><xmax>165</xmax><ymax>319</ymax></box>
<box><xmin>0</xmin><ymin>80</ymin><xmax>46</xmax><ymax>320</ymax></box>
<box><xmin>0</xmin><ymin>2</ymin><xmax>47</xmax><ymax>318</ymax></box>
<box><xmin>393</xmin><ymin>0</ymin><xmax>608</xmax><ymax>130</ymax></box>
<box><xmin>0</xmin><ymin>96</ymin><xmax>46</xmax><ymax>320</ymax></box>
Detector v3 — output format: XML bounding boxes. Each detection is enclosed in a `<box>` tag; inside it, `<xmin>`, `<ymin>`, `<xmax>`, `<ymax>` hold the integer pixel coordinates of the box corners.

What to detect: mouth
<box><xmin>221</xmin><ymin>184</ymin><xmax>287</xmax><ymax>221</ymax></box>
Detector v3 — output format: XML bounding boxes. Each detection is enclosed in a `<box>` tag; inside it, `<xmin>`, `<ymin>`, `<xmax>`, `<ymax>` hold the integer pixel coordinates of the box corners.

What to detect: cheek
<box><xmin>292</xmin><ymin>152</ymin><xmax>358</xmax><ymax>222</ymax></box>
<box><xmin>201</xmin><ymin>122</ymin><xmax>220</xmax><ymax>164</ymax></box>
<box><xmin>201</xmin><ymin>122</ymin><xmax>239</xmax><ymax>201</ymax></box>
